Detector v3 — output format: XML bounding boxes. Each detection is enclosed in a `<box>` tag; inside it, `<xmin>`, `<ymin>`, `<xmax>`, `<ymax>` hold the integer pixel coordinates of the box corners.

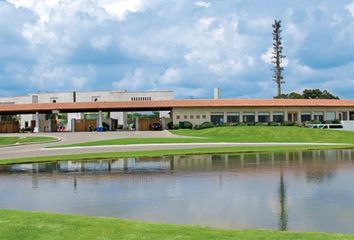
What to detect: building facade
<box><xmin>0</xmin><ymin>90</ymin><xmax>174</xmax><ymax>131</ymax></box>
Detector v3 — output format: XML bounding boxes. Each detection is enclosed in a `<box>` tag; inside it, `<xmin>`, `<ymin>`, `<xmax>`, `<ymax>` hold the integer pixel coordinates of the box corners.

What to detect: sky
<box><xmin>0</xmin><ymin>0</ymin><xmax>354</xmax><ymax>99</ymax></box>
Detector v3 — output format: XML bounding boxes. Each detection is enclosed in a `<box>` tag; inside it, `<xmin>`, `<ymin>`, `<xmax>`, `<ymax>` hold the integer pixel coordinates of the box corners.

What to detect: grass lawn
<box><xmin>52</xmin><ymin>126</ymin><xmax>354</xmax><ymax>148</ymax></box>
<box><xmin>1</xmin><ymin>209</ymin><xmax>353</xmax><ymax>240</ymax></box>
<box><xmin>1</xmin><ymin>145</ymin><xmax>353</xmax><ymax>165</ymax></box>
<box><xmin>0</xmin><ymin>136</ymin><xmax>57</xmax><ymax>146</ymax></box>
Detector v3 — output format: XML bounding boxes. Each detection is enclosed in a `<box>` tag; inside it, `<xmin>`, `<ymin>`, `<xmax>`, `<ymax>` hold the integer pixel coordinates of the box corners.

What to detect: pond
<box><xmin>1</xmin><ymin>149</ymin><xmax>354</xmax><ymax>233</ymax></box>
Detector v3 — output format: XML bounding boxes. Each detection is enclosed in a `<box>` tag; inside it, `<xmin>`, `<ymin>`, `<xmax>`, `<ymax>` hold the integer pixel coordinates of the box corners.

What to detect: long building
<box><xmin>0</xmin><ymin>90</ymin><xmax>174</xmax><ymax>132</ymax></box>
<box><xmin>0</xmin><ymin>89</ymin><xmax>354</xmax><ymax>132</ymax></box>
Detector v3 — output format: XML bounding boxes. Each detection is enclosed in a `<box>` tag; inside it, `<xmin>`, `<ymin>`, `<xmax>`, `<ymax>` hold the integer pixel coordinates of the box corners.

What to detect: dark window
<box><xmin>227</xmin><ymin>115</ymin><xmax>239</xmax><ymax>123</ymax></box>
<box><xmin>243</xmin><ymin>113</ymin><xmax>255</xmax><ymax>123</ymax></box>
<box><xmin>176</xmin><ymin>115</ymin><xmax>180</xmax><ymax>119</ymax></box>
<box><xmin>258</xmin><ymin>115</ymin><xmax>270</xmax><ymax>123</ymax></box>
<box><xmin>301</xmin><ymin>114</ymin><xmax>311</xmax><ymax>122</ymax></box>
<box><xmin>202</xmin><ymin>115</ymin><xmax>206</xmax><ymax>119</ymax></box>
<box><xmin>273</xmin><ymin>115</ymin><xmax>284</xmax><ymax>123</ymax></box>
<box><xmin>190</xmin><ymin>115</ymin><xmax>194</xmax><ymax>119</ymax></box>
<box><xmin>196</xmin><ymin>115</ymin><xmax>200</xmax><ymax>119</ymax></box>
<box><xmin>211</xmin><ymin>113</ymin><xmax>224</xmax><ymax>125</ymax></box>
<box><xmin>184</xmin><ymin>115</ymin><xmax>188</xmax><ymax>119</ymax></box>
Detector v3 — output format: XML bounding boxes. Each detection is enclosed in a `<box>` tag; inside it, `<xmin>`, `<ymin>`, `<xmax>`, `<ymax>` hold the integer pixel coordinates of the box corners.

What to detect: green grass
<box><xmin>0</xmin><ymin>209</ymin><xmax>353</xmax><ymax>240</ymax></box>
<box><xmin>53</xmin><ymin>126</ymin><xmax>354</xmax><ymax>148</ymax></box>
<box><xmin>0</xmin><ymin>136</ymin><xmax>57</xmax><ymax>146</ymax></box>
<box><xmin>2</xmin><ymin>145</ymin><xmax>353</xmax><ymax>165</ymax></box>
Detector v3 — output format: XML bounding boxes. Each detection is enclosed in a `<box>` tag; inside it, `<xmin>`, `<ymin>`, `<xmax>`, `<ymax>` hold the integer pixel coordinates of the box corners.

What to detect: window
<box><xmin>184</xmin><ymin>115</ymin><xmax>188</xmax><ymax>119</ymax></box>
<box><xmin>341</xmin><ymin>112</ymin><xmax>348</xmax><ymax>120</ymax></box>
<box><xmin>325</xmin><ymin>112</ymin><xmax>336</xmax><ymax>121</ymax></box>
<box><xmin>301</xmin><ymin>112</ymin><xmax>312</xmax><ymax>122</ymax></box>
<box><xmin>258</xmin><ymin>112</ymin><xmax>270</xmax><ymax>123</ymax></box>
<box><xmin>190</xmin><ymin>115</ymin><xmax>194</xmax><ymax>119</ymax></box>
<box><xmin>176</xmin><ymin>115</ymin><xmax>180</xmax><ymax>119</ymax></box>
<box><xmin>313</xmin><ymin>112</ymin><xmax>324</xmax><ymax>122</ymax></box>
<box><xmin>25</xmin><ymin>121</ymin><xmax>29</xmax><ymax>128</ymax></box>
<box><xmin>211</xmin><ymin>112</ymin><xmax>224</xmax><ymax>125</ymax></box>
<box><xmin>196</xmin><ymin>115</ymin><xmax>200</xmax><ymax>119</ymax></box>
<box><xmin>202</xmin><ymin>115</ymin><xmax>206</xmax><ymax>119</ymax></box>
<box><xmin>50</xmin><ymin>97</ymin><xmax>58</xmax><ymax>103</ymax></box>
<box><xmin>226</xmin><ymin>112</ymin><xmax>239</xmax><ymax>123</ymax></box>
<box><xmin>243</xmin><ymin>112</ymin><xmax>255</xmax><ymax>123</ymax></box>
<box><xmin>272</xmin><ymin>112</ymin><xmax>284</xmax><ymax>123</ymax></box>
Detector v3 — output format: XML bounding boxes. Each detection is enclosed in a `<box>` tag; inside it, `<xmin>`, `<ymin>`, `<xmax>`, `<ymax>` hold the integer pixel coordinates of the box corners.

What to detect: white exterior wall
<box><xmin>172</xmin><ymin>106</ymin><xmax>354</xmax><ymax>125</ymax></box>
<box><xmin>0</xmin><ymin>90</ymin><xmax>174</xmax><ymax>131</ymax></box>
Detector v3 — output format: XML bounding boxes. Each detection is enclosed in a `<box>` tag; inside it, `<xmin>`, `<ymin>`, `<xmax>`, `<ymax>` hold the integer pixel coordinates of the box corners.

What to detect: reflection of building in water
<box><xmin>1</xmin><ymin>149</ymin><xmax>354</xmax><ymax>176</ymax></box>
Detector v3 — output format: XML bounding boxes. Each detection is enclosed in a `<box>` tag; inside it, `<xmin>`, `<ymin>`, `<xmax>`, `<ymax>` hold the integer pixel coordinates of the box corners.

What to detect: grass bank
<box><xmin>0</xmin><ymin>136</ymin><xmax>57</xmax><ymax>146</ymax></box>
<box><xmin>1</xmin><ymin>145</ymin><xmax>353</xmax><ymax>165</ymax></box>
<box><xmin>0</xmin><ymin>209</ymin><xmax>353</xmax><ymax>240</ymax></box>
<box><xmin>52</xmin><ymin>127</ymin><xmax>354</xmax><ymax>148</ymax></box>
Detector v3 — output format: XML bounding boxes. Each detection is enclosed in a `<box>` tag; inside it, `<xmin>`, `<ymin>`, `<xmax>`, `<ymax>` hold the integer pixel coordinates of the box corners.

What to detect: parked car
<box><xmin>310</xmin><ymin>124</ymin><xmax>343</xmax><ymax>129</ymax></box>
<box><xmin>150</xmin><ymin>122</ymin><xmax>162</xmax><ymax>131</ymax></box>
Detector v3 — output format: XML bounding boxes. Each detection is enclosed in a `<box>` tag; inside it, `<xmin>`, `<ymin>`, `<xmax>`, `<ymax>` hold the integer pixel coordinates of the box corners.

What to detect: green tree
<box><xmin>272</xmin><ymin>20</ymin><xmax>286</xmax><ymax>97</ymax></box>
<box><xmin>274</xmin><ymin>89</ymin><xmax>339</xmax><ymax>99</ymax></box>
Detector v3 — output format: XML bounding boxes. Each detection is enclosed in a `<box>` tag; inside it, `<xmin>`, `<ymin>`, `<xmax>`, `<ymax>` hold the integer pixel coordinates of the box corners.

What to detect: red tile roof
<box><xmin>0</xmin><ymin>99</ymin><xmax>354</xmax><ymax>114</ymax></box>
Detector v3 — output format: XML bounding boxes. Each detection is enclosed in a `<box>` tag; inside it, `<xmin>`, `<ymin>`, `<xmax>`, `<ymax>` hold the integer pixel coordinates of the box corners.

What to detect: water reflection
<box><xmin>0</xmin><ymin>149</ymin><xmax>354</xmax><ymax>233</ymax></box>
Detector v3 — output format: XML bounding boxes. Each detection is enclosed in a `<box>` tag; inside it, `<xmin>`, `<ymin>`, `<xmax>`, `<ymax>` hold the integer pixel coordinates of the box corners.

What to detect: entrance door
<box><xmin>288</xmin><ymin>113</ymin><xmax>298</xmax><ymax>122</ymax></box>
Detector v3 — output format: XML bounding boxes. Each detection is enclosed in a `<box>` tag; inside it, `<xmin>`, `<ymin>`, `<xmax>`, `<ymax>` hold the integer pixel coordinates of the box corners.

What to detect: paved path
<box><xmin>0</xmin><ymin>131</ymin><xmax>348</xmax><ymax>160</ymax></box>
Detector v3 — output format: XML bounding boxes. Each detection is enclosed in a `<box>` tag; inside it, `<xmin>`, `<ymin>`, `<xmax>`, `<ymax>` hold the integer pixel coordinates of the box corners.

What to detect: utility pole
<box><xmin>272</xmin><ymin>20</ymin><xmax>286</xmax><ymax>97</ymax></box>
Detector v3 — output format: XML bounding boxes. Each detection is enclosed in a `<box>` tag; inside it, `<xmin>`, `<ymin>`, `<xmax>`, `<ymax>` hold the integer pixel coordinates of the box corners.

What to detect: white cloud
<box><xmin>90</xmin><ymin>35</ymin><xmax>112</xmax><ymax>50</ymax></box>
<box><xmin>101</xmin><ymin>0</ymin><xmax>145</xmax><ymax>21</ymax></box>
<box><xmin>159</xmin><ymin>68</ymin><xmax>180</xmax><ymax>84</ymax></box>
<box><xmin>261</xmin><ymin>47</ymin><xmax>288</xmax><ymax>67</ymax></box>
<box><xmin>346</xmin><ymin>2</ymin><xmax>354</xmax><ymax>17</ymax></box>
<box><xmin>194</xmin><ymin>1</ymin><xmax>211</xmax><ymax>8</ymax></box>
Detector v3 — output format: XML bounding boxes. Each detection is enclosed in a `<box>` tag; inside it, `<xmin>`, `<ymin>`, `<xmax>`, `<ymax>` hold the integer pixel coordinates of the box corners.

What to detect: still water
<box><xmin>1</xmin><ymin>150</ymin><xmax>354</xmax><ymax>233</ymax></box>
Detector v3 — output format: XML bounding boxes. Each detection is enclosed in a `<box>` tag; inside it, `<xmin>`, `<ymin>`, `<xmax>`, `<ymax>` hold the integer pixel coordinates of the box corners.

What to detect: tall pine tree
<box><xmin>272</xmin><ymin>20</ymin><xmax>286</xmax><ymax>97</ymax></box>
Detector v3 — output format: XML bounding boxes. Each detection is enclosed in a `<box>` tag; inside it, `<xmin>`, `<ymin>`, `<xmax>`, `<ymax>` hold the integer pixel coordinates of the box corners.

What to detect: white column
<box><xmin>254</xmin><ymin>111</ymin><xmax>259</xmax><ymax>123</ymax></box>
<box><xmin>297</xmin><ymin>111</ymin><xmax>301</xmax><ymax>125</ymax></box>
<box><xmin>48</xmin><ymin>119</ymin><xmax>51</xmax><ymax>132</ymax></box>
<box><xmin>239</xmin><ymin>112</ymin><xmax>243</xmax><ymax>123</ymax></box>
<box><xmin>98</xmin><ymin>110</ymin><xmax>103</xmax><ymax>128</ymax></box>
<box><xmin>284</xmin><ymin>110</ymin><xmax>288</xmax><ymax>122</ymax></box>
<box><xmin>33</xmin><ymin>112</ymin><xmax>39</xmax><ymax>133</ymax></box>
<box><xmin>123</xmin><ymin>112</ymin><xmax>128</xmax><ymax>129</ymax></box>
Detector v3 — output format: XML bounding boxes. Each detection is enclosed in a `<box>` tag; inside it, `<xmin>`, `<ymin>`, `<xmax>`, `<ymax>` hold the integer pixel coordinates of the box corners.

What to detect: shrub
<box><xmin>172</xmin><ymin>124</ymin><xmax>179</xmax><ymax>129</ymax></box>
<box><xmin>182</xmin><ymin>121</ymin><xmax>193</xmax><ymax>129</ymax></box>
<box><xmin>282</xmin><ymin>121</ymin><xmax>295</xmax><ymax>126</ymax></box>
<box><xmin>167</xmin><ymin>121</ymin><xmax>174</xmax><ymax>129</ymax></box>
<box><xmin>237</xmin><ymin>122</ymin><xmax>248</xmax><ymax>126</ymax></box>
<box><xmin>116</xmin><ymin>124</ymin><xmax>123</xmax><ymax>130</ymax></box>
<box><xmin>255</xmin><ymin>122</ymin><xmax>267</xmax><ymax>126</ymax></box>
<box><xmin>332</xmin><ymin>119</ymin><xmax>341</xmax><ymax>124</ymax></box>
<box><xmin>309</xmin><ymin>120</ymin><xmax>322</xmax><ymax>124</ymax></box>
<box><xmin>268</xmin><ymin>122</ymin><xmax>280</xmax><ymax>126</ymax></box>
<box><xmin>198</xmin><ymin>121</ymin><xmax>214</xmax><ymax>129</ymax></box>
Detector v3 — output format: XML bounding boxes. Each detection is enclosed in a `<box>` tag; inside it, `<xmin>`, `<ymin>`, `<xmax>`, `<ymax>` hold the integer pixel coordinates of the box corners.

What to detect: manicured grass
<box><xmin>0</xmin><ymin>209</ymin><xmax>353</xmax><ymax>240</ymax></box>
<box><xmin>0</xmin><ymin>136</ymin><xmax>57</xmax><ymax>146</ymax></box>
<box><xmin>172</xmin><ymin>126</ymin><xmax>354</xmax><ymax>143</ymax></box>
<box><xmin>52</xmin><ymin>126</ymin><xmax>354</xmax><ymax>148</ymax></box>
<box><xmin>2</xmin><ymin>145</ymin><xmax>353</xmax><ymax>165</ymax></box>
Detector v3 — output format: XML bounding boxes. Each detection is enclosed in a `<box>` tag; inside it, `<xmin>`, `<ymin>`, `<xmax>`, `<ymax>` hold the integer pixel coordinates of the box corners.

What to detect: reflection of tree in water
<box><xmin>305</xmin><ymin>167</ymin><xmax>336</xmax><ymax>184</ymax></box>
<box><xmin>279</xmin><ymin>168</ymin><xmax>288</xmax><ymax>231</ymax></box>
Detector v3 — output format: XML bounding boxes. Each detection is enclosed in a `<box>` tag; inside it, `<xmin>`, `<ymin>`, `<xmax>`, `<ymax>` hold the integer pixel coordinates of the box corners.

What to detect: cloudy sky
<box><xmin>1</xmin><ymin>0</ymin><xmax>354</xmax><ymax>99</ymax></box>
